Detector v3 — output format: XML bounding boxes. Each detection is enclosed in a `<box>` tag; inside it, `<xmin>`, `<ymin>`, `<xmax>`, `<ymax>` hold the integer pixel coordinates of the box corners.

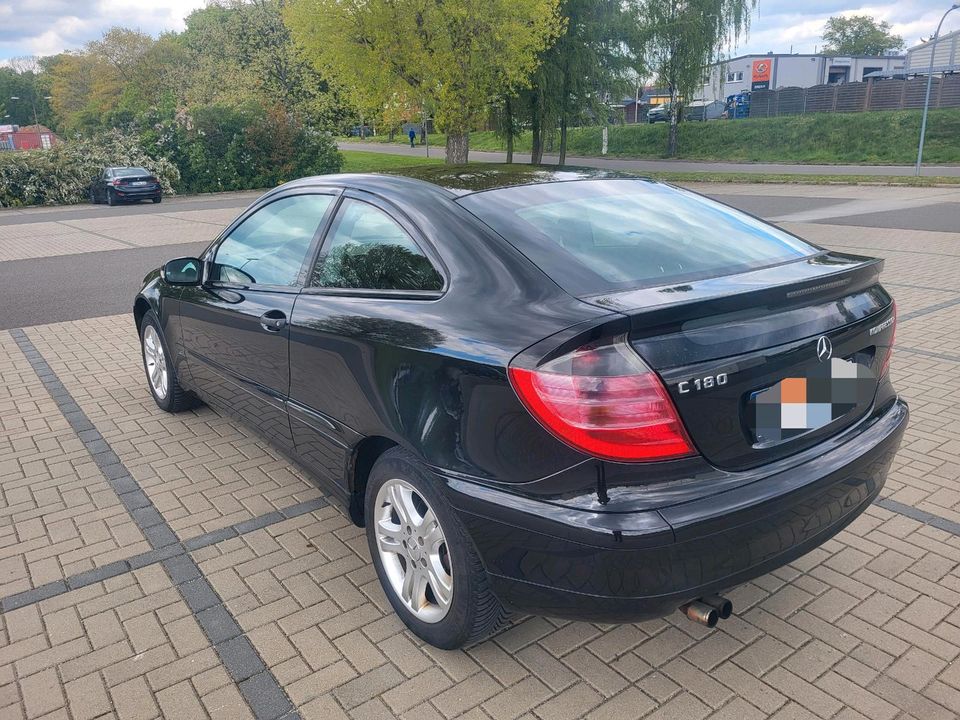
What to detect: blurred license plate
<box><xmin>132</xmin><ymin>181</ymin><xmax>147</xmax><ymax>186</ymax></box>
<box><xmin>750</xmin><ymin>358</ymin><xmax>874</xmax><ymax>445</ymax></box>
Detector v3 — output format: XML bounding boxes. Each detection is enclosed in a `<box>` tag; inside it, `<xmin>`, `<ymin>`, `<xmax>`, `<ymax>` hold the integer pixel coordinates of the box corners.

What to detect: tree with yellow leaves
<box><xmin>285</xmin><ymin>0</ymin><xmax>564</xmax><ymax>164</ymax></box>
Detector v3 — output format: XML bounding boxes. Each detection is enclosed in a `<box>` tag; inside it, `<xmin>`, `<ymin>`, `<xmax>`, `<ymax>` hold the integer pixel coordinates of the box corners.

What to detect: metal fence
<box><xmin>748</xmin><ymin>75</ymin><xmax>960</xmax><ymax>117</ymax></box>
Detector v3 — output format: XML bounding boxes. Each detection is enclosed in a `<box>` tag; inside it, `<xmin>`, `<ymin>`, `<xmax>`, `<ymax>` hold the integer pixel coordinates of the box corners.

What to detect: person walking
<box><xmin>408</xmin><ymin>127</ymin><xmax>416</xmax><ymax>148</ymax></box>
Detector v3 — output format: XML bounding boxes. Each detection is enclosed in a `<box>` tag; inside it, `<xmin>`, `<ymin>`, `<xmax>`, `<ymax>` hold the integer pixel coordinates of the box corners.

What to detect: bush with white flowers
<box><xmin>0</xmin><ymin>129</ymin><xmax>179</xmax><ymax>207</ymax></box>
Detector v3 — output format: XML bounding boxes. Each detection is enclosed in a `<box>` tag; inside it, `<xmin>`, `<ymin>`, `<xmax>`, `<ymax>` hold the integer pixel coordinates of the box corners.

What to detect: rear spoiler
<box><xmin>583</xmin><ymin>252</ymin><xmax>884</xmax><ymax>337</ymax></box>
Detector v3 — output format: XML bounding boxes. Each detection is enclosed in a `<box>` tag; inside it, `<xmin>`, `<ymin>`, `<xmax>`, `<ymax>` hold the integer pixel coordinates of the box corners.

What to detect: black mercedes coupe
<box><xmin>133</xmin><ymin>167</ymin><xmax>907</xmax><ymax>648</ymax></box>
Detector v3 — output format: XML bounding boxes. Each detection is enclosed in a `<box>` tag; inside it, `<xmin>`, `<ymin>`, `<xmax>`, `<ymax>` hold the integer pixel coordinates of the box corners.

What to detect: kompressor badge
<box><xmin>869</xmin><ymin>316</ymin><xmax>895</xmax><ymax>336</ymax></box>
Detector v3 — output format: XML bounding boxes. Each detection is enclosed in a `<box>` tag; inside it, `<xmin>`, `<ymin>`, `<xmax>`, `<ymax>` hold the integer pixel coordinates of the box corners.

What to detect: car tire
<box><xmin>106</xmin><ymin>189</ymin><xmax>116</xmax><ymax>207</ymax></box>
<box><xmin>365</xmin><ymin>447</ymin><xmax>510</xmax><ymax>649</ymax></box>
<box><xmin>89</xmin><ymin>189</ymin><xmax>98</xmax><ymax>204</ymax></box>
<box><xmin>140</xmin><ymin>311</ymin><xmax>196</xmax><ymax>413</ymax></box>
<box><xmin>152</xmin><ymin>196</ymin><xmax>162</xmax><ymax>204</ymax></box>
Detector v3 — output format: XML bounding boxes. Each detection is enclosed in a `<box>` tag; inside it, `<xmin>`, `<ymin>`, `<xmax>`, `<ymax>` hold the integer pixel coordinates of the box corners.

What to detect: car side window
<box><xmin>310</xmin><ymin>199</ymin><xmax>443</xmax><ymax>292</ymax></box>
<box><xmin>212</xmin><ymin>194</ymin><xmax>334</xmax><ymax>287</ymax></box>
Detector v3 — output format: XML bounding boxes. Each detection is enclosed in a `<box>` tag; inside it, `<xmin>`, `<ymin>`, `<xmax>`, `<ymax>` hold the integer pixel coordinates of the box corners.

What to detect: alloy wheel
<box><xmin>374</xmin><ymin>478</ymin><xmax>453</xmax><ymax>623</ymax></box>
<box><xmin>143</xmin><ymin>326</ymin><xmax>169</xmax><ymax>400</ymax></box>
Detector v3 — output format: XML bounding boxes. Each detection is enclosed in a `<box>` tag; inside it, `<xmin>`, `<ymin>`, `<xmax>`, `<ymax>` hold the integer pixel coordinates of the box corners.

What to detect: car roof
<box><xmin>277</xmin><ymin>165</ymin><xmax>650</xmax><ymax>200</ymax></box>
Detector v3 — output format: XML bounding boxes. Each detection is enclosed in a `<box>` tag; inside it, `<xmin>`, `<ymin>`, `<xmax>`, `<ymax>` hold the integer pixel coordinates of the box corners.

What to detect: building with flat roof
<box><xmin>701</xmin><ymin>53</ymin><xmax>905</xmax><ymax>103</ymax></box>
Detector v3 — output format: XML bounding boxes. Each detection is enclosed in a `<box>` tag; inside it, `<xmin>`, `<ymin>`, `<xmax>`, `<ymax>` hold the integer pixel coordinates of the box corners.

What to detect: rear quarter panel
<box><xmin>288</xmin><ymin>196</ymin><xmax>612</xmax><ymax>485</ymax></box>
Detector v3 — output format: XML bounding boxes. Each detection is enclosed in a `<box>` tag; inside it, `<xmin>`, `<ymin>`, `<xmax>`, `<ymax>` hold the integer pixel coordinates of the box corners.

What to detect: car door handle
<box><xmin>259</xmin><ymin>310</ymin><xmax>287</xmax><ymax>332</ymax></box>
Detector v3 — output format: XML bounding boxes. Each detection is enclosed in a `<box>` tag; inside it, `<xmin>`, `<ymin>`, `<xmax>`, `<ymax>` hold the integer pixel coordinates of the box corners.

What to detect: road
<box><xmin>342</xmin><ymin>141</ymin><xmax>960</xmax><ymax>177</ymax></box>
<box><xmin>0</xmin><ymin>184</ymin><xmax>958</xmax><ymax>330</ymax></box>
<box><xmin>0</xmin><ymin>192</ymin><xmax>261</xmax><ymax>329</ymax></box>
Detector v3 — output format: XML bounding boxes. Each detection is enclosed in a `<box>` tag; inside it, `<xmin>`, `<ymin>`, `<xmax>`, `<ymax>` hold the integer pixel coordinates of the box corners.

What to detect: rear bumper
<box><xmin>441</xmin><ymin>398</ymin><xmax>908</xmax><ymax>622</ymax></box>
<box><xmin>114</xmin><ymin>187</ymin><xmax>161</xmax><ymax>200</ymax></box>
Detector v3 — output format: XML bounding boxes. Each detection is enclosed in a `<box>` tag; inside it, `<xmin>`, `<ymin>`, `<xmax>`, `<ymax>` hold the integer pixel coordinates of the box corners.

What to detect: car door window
<box><xmin>310</xmin><ymin>199</ymin><xmax>443</xmax><ymax>291</ymax></box>
<box><xmin>213</xmin><ymin>194</ymin><xmax>333</xmax><ymax>287</ymax></box>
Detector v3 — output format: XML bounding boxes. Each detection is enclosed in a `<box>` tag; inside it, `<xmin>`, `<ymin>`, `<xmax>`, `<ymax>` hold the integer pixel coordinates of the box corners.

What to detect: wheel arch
<box><xmin>348</xmin><ymin>436</ymin><xmax>399</xmax><ymax>526</ymax></box>
<box><xmin>133</xmin><ymin>296</ymin><xmax>152</xmax><ymax>333</ymax></box>
<box><xmin>132</xmin><ymin>272</ymin><xmax>167</xmax><ymax>335</ymax></box>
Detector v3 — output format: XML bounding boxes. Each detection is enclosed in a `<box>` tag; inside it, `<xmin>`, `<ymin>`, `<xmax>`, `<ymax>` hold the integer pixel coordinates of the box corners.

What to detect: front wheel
<box><xmin>365</xmin><ymin>448</ymin><xmax>509</xmax><ymax>648</ymax></box>
<box><xmin>140</xmin><ymin>311</ymin><xmax>196</xmax><ymax>413</ymax></box>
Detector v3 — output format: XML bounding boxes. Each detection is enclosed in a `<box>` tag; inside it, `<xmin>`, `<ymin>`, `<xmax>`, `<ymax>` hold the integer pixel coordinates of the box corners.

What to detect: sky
<box><xmin>1</xmin><ymin>0</ymin><xmax>958</xmax><ymax>65</ymax></box>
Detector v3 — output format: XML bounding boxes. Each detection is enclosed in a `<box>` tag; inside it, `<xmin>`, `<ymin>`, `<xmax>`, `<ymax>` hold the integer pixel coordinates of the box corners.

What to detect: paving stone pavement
<box><xmin>0</xmin><ymin>212</ymin><xmax>232</xmax><ymax>263</ymax></box>
<box><xmin>1</xmin><ymin>189</ymin><xmax>960</xmax><ymax>720</ymax></box>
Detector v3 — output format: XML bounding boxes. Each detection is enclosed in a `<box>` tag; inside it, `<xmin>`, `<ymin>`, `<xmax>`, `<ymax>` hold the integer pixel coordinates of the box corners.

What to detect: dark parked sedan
<box><xmin>90</xmin><ymin>166</ymin><xmax>162</xmax><ymax>205</ymax></box>
<box><xmin>133</xmin><ymin>167</ymin><xmax>906</xmax><ymax>648</ymax></box>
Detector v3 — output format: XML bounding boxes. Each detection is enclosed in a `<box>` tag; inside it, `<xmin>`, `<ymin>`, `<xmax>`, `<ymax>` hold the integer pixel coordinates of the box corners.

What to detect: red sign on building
<box><xmin>751</xmin><ymin>59</ymin><xmax>772</xmax><ymax>91</ymax></box>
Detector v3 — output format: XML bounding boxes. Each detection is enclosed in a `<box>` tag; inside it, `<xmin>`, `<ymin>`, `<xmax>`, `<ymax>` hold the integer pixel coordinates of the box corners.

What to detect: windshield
<box><xmin>114</xmin><ymin>167</ymin><xmax>151</xmax><ymax>177</ymax></box>
<box><xmin>457</xmin><ymin>179</ymin><xmax>818</xmax><ymax>296</ymax></box>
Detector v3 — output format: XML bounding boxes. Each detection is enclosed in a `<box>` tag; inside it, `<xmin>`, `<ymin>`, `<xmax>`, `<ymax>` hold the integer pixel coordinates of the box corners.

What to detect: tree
<box><xmin>822</xmin><ymin>15</ymin><xmax>905</xmax><ymax>56</ymax></box>
<box><xmin>521</xmin><ymin>0</ymin><xmax>644</xmax><ymax>165</ymax></box>
<box><xmin>285</xmin><ymin>0</ymin><xmax>564</xmax><ymax>163</ymax></box>
<box><xmin>88</xmin><ymin>28</ymin><xmax>176</xmax><ymax>121</ymax></box>
<box><xmin>40</xmin><ymin>3</ymin><xmax>348</xmax><ymax>134</ymax></box>
<box><xmin>643</xmin><ymin>0</ymin><xmax>754</xmax><ymax>156</ymax></box>
<box><xmin>492</xmin><ymin>95</ymin><xmax>522</xmax><ymax>163</ymax></box>
<box><xmin>0</xmin><ymin>60</ymin><xmax>54</xmax><ymax>129</ymax></box>
<box><xmin>520</xmin><ymin>63</ymin><xmax>561</xmax><ymax>164</ymax></box>
<box><xmin>88</xmin><ymin>28</ymin><xmax>153</xmax><ymax>81</ymax></box>
<box><xmin>47</xmin><ymin>51</ymin><xmax>123</xmax><ymax>132</ymax></box>
<box><xmin>182</xmin><ymin>0</ymin><xmax>349</xmax><ymax>129</ymax></box>
<box><xmin>47</xmin><ymin>30</ymin><xmax>162</xmax><ymax>131</ymax></box>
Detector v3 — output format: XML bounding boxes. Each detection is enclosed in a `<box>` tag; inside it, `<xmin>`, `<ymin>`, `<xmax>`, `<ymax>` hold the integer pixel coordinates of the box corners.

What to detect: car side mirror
<box><xmin>161</xmin><ymin>257</ymin><xmax>202</xmax><ymax>286</ymax></box>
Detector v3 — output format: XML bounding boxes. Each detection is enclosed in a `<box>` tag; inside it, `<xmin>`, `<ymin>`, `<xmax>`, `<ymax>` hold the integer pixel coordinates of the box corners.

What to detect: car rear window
<box><xmin>456</xmin><ymin>179</ymin><xmax>818</xmax><ymax>296</ymax></box>
<box><xmin>114</xmin><ymin>167</ymin><xmax>150</xmax><ymax>176</ymax></box>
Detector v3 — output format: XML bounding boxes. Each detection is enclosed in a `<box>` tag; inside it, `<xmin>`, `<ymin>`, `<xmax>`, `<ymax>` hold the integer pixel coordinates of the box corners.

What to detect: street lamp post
<box><xmin>916</xmin><ymin>3</ymin><xmax>960</xmax><ymax>176</ymax></box>
<box><xmin>9</xmin><ymin>92</ymin><xmax>52</xmax><ymax>149</ymax></box>
<box><xmin>8</xmin><ymin>95</ymin><xmax>39</xmax><ymax>127</ymax></box>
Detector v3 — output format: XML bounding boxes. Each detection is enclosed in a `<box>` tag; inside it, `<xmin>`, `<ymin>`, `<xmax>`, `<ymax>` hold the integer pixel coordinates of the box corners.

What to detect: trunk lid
<box><xmin>117</xmin><ymin>174</ymin><xmax>156</xmax><ymax>186</ymax></box>
<box><xmin>582</xmin><ymin>252</ymin><xmax>894</xmax><ymax>470</ymax></box>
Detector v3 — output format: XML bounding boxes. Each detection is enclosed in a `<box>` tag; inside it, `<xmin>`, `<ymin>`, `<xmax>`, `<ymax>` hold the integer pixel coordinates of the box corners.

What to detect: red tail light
<box><xmin>879</xmin><ymin>300</ymin><xmax>897</xmax><ymax>377</ymax></box>
<box><xmin>508</xmin><ymin>335</ymin><xmax>695</xmax><ymax>462</ymax></box>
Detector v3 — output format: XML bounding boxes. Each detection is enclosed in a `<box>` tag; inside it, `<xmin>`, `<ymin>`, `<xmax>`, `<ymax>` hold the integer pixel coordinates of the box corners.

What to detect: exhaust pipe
<box><xmin>680</xmin><ymin>594</ymin><xmax>733</xmax><ymax>627</ymax></box>
<box><xmin>680</xmin><ymin>601</ymin><xmax>718</xmax><ymax>628</ymax></box>
<box><xmin>700</xmin><ymin>594</ymin><xmax>733</xmax><ymax>620</ymax></box>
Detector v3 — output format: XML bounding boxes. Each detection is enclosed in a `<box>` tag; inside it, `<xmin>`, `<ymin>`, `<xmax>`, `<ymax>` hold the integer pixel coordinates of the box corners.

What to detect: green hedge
<box><xmin>0</xmin><ymin>106</ymin><xmax>344</xmax><ymax>207</ymax></box>
<box><xmin>143</xmin><ymin>104</ymin><xmax>343</xmax><ymax>195</ymax></box>
<box><xmin>0</xmin><ymin>130</ymin><xmax>179</xmax><ymax>207</ymax></box>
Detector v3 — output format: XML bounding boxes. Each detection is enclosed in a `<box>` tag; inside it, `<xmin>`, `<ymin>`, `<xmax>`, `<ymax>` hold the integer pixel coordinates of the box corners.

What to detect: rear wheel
<box><xmin>365</xmin><ymin>448</ymin><xmax>509</xmax><ymax>648</ymax></box>
<box><xmin>140</xmin><ymin>311</ymin><xmax>196</xmax><ymax>413</ymax></box>
<box><xmin>106</xmin><ymin>189</ymin><xmax>116</xmax><ymax>206</ymax></box>
<box><xmin>89</xmin><ymin>188</ymin><xmax>98</xmax><ymax>204</ymax></box>
<box><xmin>152</xmin><ymin>196</ymin><xmax>162</xmax><ymax>204</ymax></box>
